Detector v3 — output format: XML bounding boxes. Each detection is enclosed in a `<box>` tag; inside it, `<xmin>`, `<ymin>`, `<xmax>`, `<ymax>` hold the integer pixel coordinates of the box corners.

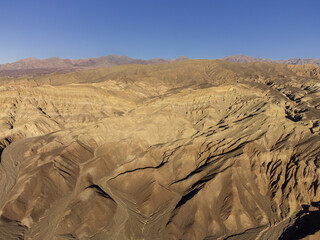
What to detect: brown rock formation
<box><xmin>0</xmin><ymin>60</ymin><xmax>319</xmax><ymax>239</ymax></box>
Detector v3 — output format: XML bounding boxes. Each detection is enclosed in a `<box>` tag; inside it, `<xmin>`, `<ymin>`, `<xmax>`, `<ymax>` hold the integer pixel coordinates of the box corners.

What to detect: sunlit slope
<box><xmin>0</xmin><ymin>60</ymin><xmax>319</xmax><ymax>240</ymax></box>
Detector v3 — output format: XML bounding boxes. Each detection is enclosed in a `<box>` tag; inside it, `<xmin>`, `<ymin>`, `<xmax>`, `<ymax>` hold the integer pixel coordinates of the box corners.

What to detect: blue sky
<box><xmin>0</xmin><ymin>0</ymin><xmax>319</xmax><ymax>63</ymax></box>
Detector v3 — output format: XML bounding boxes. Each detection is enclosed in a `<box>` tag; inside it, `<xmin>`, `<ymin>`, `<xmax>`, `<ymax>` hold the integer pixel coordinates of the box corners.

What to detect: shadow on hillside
<box><xmin>279</xmin><ymin>204</ymin><xmax>320</xmax><ymax>240</ymax></box>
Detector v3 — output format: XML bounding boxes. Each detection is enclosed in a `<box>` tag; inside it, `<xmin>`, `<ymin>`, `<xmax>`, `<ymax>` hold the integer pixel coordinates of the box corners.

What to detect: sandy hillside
<box><xmin>0</xmin><ymin>60</ymin><xmax>319</xmax><ymax>240</ymax></box>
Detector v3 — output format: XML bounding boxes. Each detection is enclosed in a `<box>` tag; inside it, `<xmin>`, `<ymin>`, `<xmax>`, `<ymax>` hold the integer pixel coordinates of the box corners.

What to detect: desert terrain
<box><xmin>0</xmin><ymin>59</ymin><xmax>319</xmax><ymax>239</ymax></box>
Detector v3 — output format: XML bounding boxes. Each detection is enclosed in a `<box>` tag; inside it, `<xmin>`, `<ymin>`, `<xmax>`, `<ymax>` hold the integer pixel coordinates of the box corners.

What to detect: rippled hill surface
<box><xmin>0</xmin><ymin>60</ymin><xmax>319</xmax><ymax>240</ymax></box>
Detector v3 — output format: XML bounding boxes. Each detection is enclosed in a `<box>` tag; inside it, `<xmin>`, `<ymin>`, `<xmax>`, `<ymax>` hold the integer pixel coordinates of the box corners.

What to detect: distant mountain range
<box><xmin>222</xmin><ymin>55</ymin><xmax>320</xmax><ymax>66</ymax></box>
<box><xmin>0</xmin><ymin>54</ymin><xmax>319</xmax><ymax>77</ymax></box>
<box><xmin>0</xmin><ymin>55</ymin><xmax>188</xmax><ymax>77</ymax></box>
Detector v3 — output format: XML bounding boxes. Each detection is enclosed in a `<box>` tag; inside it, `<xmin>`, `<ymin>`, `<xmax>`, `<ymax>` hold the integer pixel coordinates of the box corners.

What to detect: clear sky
<box><xmin>0</xmin><ymin>0</ymin><xmax>319</xmax><ymax>63</ymax></box>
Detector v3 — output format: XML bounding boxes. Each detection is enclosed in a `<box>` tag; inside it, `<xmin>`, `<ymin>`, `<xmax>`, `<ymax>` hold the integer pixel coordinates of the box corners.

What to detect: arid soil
<box><xmin>0</xmin><ymin>60</ymin><xmax>319</xmax><ymax>240</ymax></box>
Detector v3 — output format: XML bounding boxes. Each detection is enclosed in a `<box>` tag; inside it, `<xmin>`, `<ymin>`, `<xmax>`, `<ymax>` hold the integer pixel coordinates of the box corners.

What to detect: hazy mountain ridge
<box><xmin>1</xmin><ymin>54</ymin><xmax>319</xmax><ymax>77</ymax></box>
<box><xmin>0</xmin><ymin>55</ymin><xmax>188</xmax><ymax>77</ymax></box>
<box><xmin>222</xmin><ymin>55</ymin><xmax>320</xmax><ymax>66</ymax></box>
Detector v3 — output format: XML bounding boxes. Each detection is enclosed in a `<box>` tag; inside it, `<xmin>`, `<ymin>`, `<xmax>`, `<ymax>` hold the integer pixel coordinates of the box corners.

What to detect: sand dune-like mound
<box><xmin>0</xmin><ymin>60</ymin><xmax>319</xmax><ymax>239</ymax></box>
